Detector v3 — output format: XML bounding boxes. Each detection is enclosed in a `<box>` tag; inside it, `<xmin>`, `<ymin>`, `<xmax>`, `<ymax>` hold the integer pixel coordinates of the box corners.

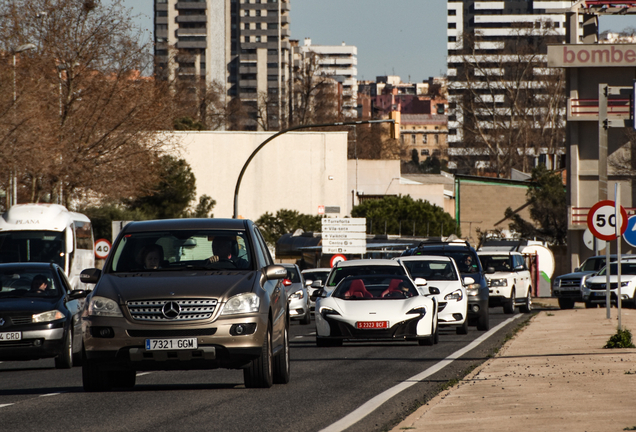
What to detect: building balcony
<box><xmin>239</xmin><ymin>66</ymin><xmax>258</xmax><ymax>74</ymax></box>
<box><xmin>239</xmin><ymin>79</ymin><xmax>258</xmax><ymax>87</ymax></box>
<box><xmin>176</xmin><ymin>41</ymin><xmax>207</xmax><ymax>49</ymax></box>
<box><xmin>176</xmin><ymin>28</ymin><xmax>207</xmax><ymax>36</ymax></box>
<box><xmin>568</xmin><ymin>97</ymin><xmax>631</xmax><ymax>122</ymax></box>
<box><xmin>176</xmin><ymin>15</ymin><xmax>207</xmax><ymax>23</ymax></box>
<box><xmin>176</xmin><ymin>2</ymin><xmax>207</xmax><ymax>10</ymax></box>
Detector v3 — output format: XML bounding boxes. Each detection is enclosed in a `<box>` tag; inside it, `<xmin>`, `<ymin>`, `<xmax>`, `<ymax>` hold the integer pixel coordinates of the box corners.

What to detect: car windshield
<box><xmin>303</xmin><ymin>270</ymin><xmax>329</xmax><ymax>284</ymax></box>
<box><xmin>285</xmin><ymin>267</ymin><xmax>301</xmax><ymax>283</ymax></box>
<box><xmin>332</xmin><ymin>275</ymin><xmax>418</xmax><ymax>300</ymax></box>
<box><xmin>402</xmin><ymin>260</ymin><xmax>458</xmax><ymax>281</ymax></box>
<box><xmin>478</xmin><ymin>255</ymin><xmax>513</xmax><ymax>272</ymax></box>
<box><xmin>580</xmin><ymin>257</ymin><xmax>606</xmax><ymax>272</ymax></box>
<box><xmin>326</xmin><ymin>265</ymin><xmax>405</xmax><ymax>287</ymax></box>
<box><xmin>412</xmin><ymin>250</ymin><xmax>479</xmax><ymax>274</ymax></box>
<box><xmin>598</xmin><ymin>262</ymin><xmax>636</xmax><ymax>276</ymax></box>
<box><xmin>0</xmin><ymin>268</ymin><xmax>60</xmax><ymax>298</ymax></box>
<box><xmin>0</xmin><ymin>231</ymin><xmax>65</xmax><ymax>268</ymax></box>
<box><xmin>108</xmin><ymin>230</ymin><xmax>253</xmax><ymax>272</ymax></box>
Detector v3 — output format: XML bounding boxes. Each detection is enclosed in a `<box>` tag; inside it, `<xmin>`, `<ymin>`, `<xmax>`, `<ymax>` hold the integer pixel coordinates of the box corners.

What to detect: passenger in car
<box><xmin>29</xmin><ymin>274</ymin><xmax>51</xmax><ymax>294</ymax></box>
<box><xmin>138</xmin><ymin>244</ymin><xmax>164</xmax><ymax>270</ymax></box>
<box><xmin>208</xmin><ymin>236</ymin><xmax>249</xmax><ymax>269</ymax></box>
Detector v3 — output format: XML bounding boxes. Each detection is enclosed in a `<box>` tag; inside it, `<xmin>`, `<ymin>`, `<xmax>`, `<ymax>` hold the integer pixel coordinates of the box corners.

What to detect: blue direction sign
<box><xmin>624</xmin><ymin>215</ymin><xmax>636</xmax><ymax>248</ymax></box>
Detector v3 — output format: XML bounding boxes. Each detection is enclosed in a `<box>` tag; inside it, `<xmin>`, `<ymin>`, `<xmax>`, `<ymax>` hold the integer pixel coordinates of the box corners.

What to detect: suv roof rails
<box><xmin>416</xmin><ymin>239</ymin><xmax>471</xmax><ymax>248</ymax></box>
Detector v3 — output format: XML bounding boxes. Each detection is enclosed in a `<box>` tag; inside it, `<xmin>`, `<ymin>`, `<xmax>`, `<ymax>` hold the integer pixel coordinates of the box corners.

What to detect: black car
<box><xmin>0</xmin><ymin>262</ymin><xmax>88</xmax><ymax>368</ymax></box>
<box><xmin>400</xmin><ymin>241</ymin><xmax>490</xmax><ymax>330</ymax></box>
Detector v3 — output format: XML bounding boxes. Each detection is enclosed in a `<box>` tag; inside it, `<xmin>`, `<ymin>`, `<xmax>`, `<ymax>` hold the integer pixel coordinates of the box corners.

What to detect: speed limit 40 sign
<box><xmin>94</xmin><ymin>238</ymin><xmax>112</xmax><ymax>260</ymax></box>
<box><xmin>587</xmin><ymin>200</ymin><xmax>628</xmax><ymax>241</ymax></box>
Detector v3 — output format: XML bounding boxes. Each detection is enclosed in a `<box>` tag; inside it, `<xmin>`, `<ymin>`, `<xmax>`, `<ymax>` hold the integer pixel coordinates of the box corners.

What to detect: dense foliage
<box><xmin>256</xmin><ymin>209</ymin><xmax>322</xmax><ymax>246</ymax></box>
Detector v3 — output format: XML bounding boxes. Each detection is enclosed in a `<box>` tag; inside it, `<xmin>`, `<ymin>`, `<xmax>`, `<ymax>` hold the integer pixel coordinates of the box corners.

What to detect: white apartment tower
<box><xmin>154</xmin><ymin>0</ymin><xmax>291</xmax><ymax>130</ymax></box>
<box><xmin>296</xmin><ymin>38</ymin><xmax>358</xmax><ymax>118</ymax></box>
<box><xmin>446</xmin><ymin>0</ymin><xmax>572</xmax><ymax>173</ymax></box>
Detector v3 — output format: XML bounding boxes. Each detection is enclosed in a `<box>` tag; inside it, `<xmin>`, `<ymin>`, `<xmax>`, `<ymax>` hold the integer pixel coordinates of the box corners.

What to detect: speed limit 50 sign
<box><xmin>587</xmin><ymin>200</ymin><xmax>628</xmax><ymax>241</ymax></box>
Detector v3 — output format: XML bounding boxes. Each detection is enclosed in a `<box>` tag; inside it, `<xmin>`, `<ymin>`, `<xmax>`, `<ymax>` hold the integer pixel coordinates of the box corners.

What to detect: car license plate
<box><xmin>593</xmin><ymin>292</ymin><xmax>605</xmax><ymax>297</ymax></box>
<box><xmin>145</xmin><ymin>338</ymin><xmax>198</xmax><ymax>351</ymax></box>
<box><xmin>0</xmin><ymin>332</ymin><xmax>21</xmax><ymax>341</ymax></box>
<box><xmin>356</xmin><ymin>321</ymin><xmax>388</xmax><ymax>329</ymax></box>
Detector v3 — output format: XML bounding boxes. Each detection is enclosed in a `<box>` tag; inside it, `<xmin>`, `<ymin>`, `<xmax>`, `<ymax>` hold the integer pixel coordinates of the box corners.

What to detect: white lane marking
<box><xmin>319</xmin><ymin>314</ymin><xmax>524</xmax><ymax>432</ymax></box>
<box><xmin>294</xmin><ymin>336</ymin><xmax>304</xmax><ymax>339</ymax></box>
<box><xmin>136</xmin><ymin>372</ymin><xmax>152</xmax><ymax>377</ymax></box>
<box><xmin>0</xmin><ymin>404</ymin><xmax>14</xmax><ymax>408</ymax></box>
<box><xmin>39</xmin><ymin>393</ymin><xmax>61</xmax><ymax>397</ymax></box>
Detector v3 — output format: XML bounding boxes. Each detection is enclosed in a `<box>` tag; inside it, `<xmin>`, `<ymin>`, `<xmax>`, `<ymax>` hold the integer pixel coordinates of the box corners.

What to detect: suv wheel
<box><xmin>519</xmin><ymin>289</ymin><xmax>532</xmax><ymax>313</ymax></box>
<box><xmin>476</xmin><ymin>308</ymin><xmax>490</xmax><ymax>331</ymax></box>
<box><xmin>244</xmin><ymin>326</ymin><xmax>273</xmax><ymax>388</ymax></box>
<box><xmin>54</xmin><ymin>329</ymin><xmax>73</xmax><ymax>369</ymax></box>
<box><xmin>503</xmin><ymin>289</ymin><xmax>516</xmax><ymax>314</ymax></box>
<box><xmin>82</xmin><ymin>356</ymin><xmax>111</xmax><ymax>392</ymax></box>
<box><xmin>584</xmin><ymin>301</ymin><xmax>597</xmax><ymax>309</ymax></box>
<box><xmin>273</xmin><ymin>325</ymin><xmax>290</xmax><ymax>384</ymax></box>
<box><xmin>558</xmin><ymin>298</ymin><xmax>575</xmax><ymax>310</ymax></box>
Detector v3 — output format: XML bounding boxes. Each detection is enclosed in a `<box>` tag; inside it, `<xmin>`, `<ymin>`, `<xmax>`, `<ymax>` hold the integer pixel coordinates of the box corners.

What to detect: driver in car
<box><xmin>208</xmin><ymin>236</ymin><xmax>249</xmax><ymax>269</ymax></box>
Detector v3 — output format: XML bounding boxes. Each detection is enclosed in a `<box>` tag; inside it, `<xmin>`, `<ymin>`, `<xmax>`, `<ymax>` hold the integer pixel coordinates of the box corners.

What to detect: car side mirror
<box><xmin>514</xmin><ymin>265</ymin><xmax>525</xmax><ymax>271</ymax></box>
<box><xmin>574</xmin><ymin>267</ymin><xmax>580</xmax><ymax>272</ymax></box>
<box><xmin>463</xmin><ymin>276</ymin><xmax>475</xmax><ymax>285</ymax></box>
<box><xmin>310</xmin><ymin>288</ymin><xmax>325</xmax><ymax>302</ymax></box>
<box><xmin>414</xmin><ymin>277</ymin><xmax>427</xmax><ymax>286</ymax></box>
<box><xmin>311</xmin><ymin>280</ymin><xmax>324</xmax><ymax>288</ymax></box>
<box><xmin>486</xmin><ymin>267</ymin><xmax>496</xmax><ymax>274</ymax></box>
<box><xmin>265</xmin><ymin>265</ymin><xmax>287</xmax><ymax>280</ymax></box>
<box><xmin>68</xmin><ymin>289</ymin><xmax>89</xmax><ymax>300</ymax></box>
<box><xmin>80</xmin><ymin>268</ymin><xmax>101</xmax><ymax>284</ymax></box>
<box><xmin>305</xmin><ymin>279</ymin><xmax>313</xmax><ymax>287</ymax></box>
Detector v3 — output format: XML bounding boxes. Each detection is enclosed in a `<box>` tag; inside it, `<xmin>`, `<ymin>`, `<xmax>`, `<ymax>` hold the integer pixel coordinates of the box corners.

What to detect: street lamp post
<box><xmin>9</xmin><ymin>43</ymin><xmax>36</xmax><ymax>209</ymax></box>
<box><xmin>232</xmin><ymin>118</ymin><xmax>396</xmax><ymax>219</ymax></box>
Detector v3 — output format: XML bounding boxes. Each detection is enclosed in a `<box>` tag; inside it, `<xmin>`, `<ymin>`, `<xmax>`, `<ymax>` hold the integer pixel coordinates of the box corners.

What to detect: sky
<box><xmin>122</xmin><ymin>0</ymin><xmax>635</xmax><ymax>83</ymax></box>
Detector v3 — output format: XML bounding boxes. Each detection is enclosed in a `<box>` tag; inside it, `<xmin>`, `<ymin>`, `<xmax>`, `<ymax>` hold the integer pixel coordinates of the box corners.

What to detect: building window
<box><xmin>157</xmin><ymin>24</ymin><xmax>167</xmax><ymax>30</ymax></box>
<box><xmin>448</xmin><ymin>36</ymin><xmax>456</xmax><ymax>42</ymax></box>
<box><xmin>255</xmin><ymin>9</ymin><xmax>261</xmax><ymax>16</ymax></box>
<box><xmin>448</xmin><ymin>23</ymin><xmax>456</xmax><ymax>29</ymax></box>
<box><xmin>156</xmin><ymin>11</ymin><xmax>167</xmax><ymax>17</ymax></box>
<box><xmin>255</xmin><ymin>36</ymin><xmax>261</xmax><ymax>42</ymax></box>
<box><xmin>421</xmin><ymin>149</ymin><xmax>429</xmax><ymax>156</ymax></box>
<box><xmin>422</xmin><ymin>135</ymin><xmax>427</xmax><ymax>143</ymax></box>
<box><xmin>448</xmin><ymin>10</ymin><xmax>456</xmax><ymax>16</ymax></box>
<box><xmin>434</xmin><ymin>135</ymin><xmax>439</xmax><ymax>144</ymax></box>
<box><xmin>244</xmin><ymin>9</ymin><xmax>249</xmax><ymax>16</ymax></box>
<box><xmin>411</xmin><ymin>134</ymin><xmax>416</xmax><ymax>144</ymax></box>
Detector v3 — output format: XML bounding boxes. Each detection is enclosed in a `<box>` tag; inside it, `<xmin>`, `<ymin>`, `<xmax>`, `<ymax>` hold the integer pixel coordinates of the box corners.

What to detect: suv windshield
<box><xmin>326</xmin><ymin>265</ymin><xmax>405</xmax><ymax>287</ymax></box>
<box><xmin>478</xmin><ymin>255</ymin><xmax>513</xmax><ymax>272</ymax></box>
<box><xmin>580</xmin><ymin>257</ymin><xmax>606</xmax><ymax>272</ymax></box>
<box><xmin>410</xmin><ymin>250</ymin><xmax>479</xmax><ymax>274</ymax></box>
<box><xmin>598</xmin><ymin>262</ymin><xmax>636</xmax><ymax>276</ymax></box>
<box><xmin>109</xmin><ymin>230</ymin><xmax>253</xmax><ymax>272</ymax></box>
<box><xmin>332</xmin><ymin>275</ymin><xmax>417</xmax><ymax>300</ymax></box>
<box><xmin>303</xmin><ymin>270</ymin><xmax>328</xmax><ymax>284</ymax></box>
<box><xmin>402</xmin><ymin>260</ymin><xmax>458</xmax><ymax>281</ymax></box>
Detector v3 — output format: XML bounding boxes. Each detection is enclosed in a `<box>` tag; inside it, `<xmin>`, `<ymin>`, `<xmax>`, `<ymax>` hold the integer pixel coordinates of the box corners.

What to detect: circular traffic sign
<box><xmin>94</xmin><ymin>238</ymin><xmax>112</xmax><ymax>260</ymax></box>
<box><xmin>583</xmin><ymin>228</ymin><xmax>606</xmax><ymax>251</ymax></box>
<box><xmin>587</xmin><ymin>200</ymin><xmax>628</xmax><ymax>241</ymax></box>
<box><xmin>330</xmin><ymin>254</ymin><xmax>346</xmax><ymax>268</ymax></box>
<box><xmin>624</xmin><ymin>215</ymin><xmax>636</xmax><ymax>248</ymax></box>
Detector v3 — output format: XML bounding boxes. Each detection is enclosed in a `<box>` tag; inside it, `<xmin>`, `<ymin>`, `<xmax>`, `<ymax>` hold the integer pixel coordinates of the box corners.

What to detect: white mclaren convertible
<box><xmin>313</xmin><ymin>274</ymin><xmax>438</xmax><ymax>347</ymax></box>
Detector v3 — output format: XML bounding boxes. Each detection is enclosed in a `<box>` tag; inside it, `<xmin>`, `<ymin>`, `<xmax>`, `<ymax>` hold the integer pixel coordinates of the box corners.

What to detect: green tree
<box><xmin>256</xmin><ymin>209</ymin><xmax>322</xmax><ymax>246</ymax></box>
<box><xmin>81</xmin><ymin>204</ymin><xmax>149</xmax><ymax>241</ymax></box>
<box><xmin>351</xmin><ymin>195</ymin><xmax>458</xmax><ymax>237</ymax></box>
<box><xmin>504</xmin><ymin>164</ymin><xmax>567</xmax><ymax>244</ymax></box>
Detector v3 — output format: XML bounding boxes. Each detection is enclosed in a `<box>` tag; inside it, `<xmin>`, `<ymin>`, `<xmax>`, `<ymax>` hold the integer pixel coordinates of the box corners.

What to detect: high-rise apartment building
<box><xmin>446</xmin><ymin>0</ymin><xmax>571</xmax><ymax>174</ymax></box>
<box><xmin>154</xmin><ymin>0</ymin><xmax>291</xmax><ymax>130</ymax></box>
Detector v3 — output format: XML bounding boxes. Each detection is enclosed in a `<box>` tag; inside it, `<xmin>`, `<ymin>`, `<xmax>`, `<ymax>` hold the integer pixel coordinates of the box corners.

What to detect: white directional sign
<box><xmin>321</xmin><ymin>218</ymin><xmax>366</xmax><ymax>254</ymax></box>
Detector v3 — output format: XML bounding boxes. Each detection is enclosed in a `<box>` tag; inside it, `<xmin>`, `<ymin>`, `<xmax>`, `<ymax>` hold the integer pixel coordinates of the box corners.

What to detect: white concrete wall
<box><xmin>169</xmin><ymin>131</ymin><xmax>349</xmax><ymax>220</ymax></box>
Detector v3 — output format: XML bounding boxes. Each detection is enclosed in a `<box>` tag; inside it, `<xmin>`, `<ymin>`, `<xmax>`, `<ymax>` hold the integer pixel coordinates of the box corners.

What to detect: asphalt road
<box><xmin>0</xmin><ymin>308</ymin><xmax>530</xmax><ymax>432</ymax></box>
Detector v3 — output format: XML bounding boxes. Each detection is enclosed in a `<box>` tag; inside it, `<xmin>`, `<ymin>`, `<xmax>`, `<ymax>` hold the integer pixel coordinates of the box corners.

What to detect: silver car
<box><xmin>301</xmin><ymin>268</ymin><xmax>330</xmax><ymax>310</ymax></box>
<box><xmin>281</xmin><ymin>264</ymin><xmax>311</xmax><ymax>325</ymax></box>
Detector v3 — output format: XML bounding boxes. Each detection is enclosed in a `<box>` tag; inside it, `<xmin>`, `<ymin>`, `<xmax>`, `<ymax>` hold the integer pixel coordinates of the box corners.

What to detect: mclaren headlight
<box><xmin>319</xmin><ymin>306</ymin><xmax>340</xmax><ymax>316</ymax></box>
<box><xmin>221</xmin><ymin>293</ymin><xmax>260</xmax><ymax>315</ymax></box>
<box><xmin>88</xmin><ymin>296</ymin><xmax>123</xmax><ymax>317</ymax></box>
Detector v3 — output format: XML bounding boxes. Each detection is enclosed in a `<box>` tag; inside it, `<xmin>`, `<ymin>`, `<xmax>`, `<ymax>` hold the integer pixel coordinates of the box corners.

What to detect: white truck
<box><xmin>0</xmin><ymin>204</ymin><xmax>94</xmax><ymax>289</ymax></box>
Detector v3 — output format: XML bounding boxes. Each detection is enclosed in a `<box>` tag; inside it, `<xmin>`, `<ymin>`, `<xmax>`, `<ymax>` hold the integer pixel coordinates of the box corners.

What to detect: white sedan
<box><xmin>398</xmin><ymin>255</ymin><xmax>469</xmax><ymax>335</ymax></box>
<box><xmin>313</xmin><ymin>274</ymin><xmax>438</xmax><ymax>347</ymax></box>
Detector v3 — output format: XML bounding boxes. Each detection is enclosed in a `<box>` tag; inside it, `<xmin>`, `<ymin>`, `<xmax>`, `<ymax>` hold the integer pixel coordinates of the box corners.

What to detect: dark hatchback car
<box><xmin>80</xmin><ymin>219</ymin><xmax>290</xmax><ymax>391</ymax></box>
<box><xmin>401</xmin><ymin>241</ymin><xmax>490</xmax><ymax>330</ymax></box>
<box><xmin>0</xmin><ymin>262</ymin><xmax>88</xmax><ymax>368</ymax></box>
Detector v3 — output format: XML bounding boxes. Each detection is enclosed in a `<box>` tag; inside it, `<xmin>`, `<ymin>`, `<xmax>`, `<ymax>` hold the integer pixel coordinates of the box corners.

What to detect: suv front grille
<box><xmin>127</xmin><ymin>328</ymin><xmax>217</xmax><ymax>337</ymax></box>
<box><xmin>127</xmin><ymin>299</ymin><xmax>218</xmax><ymax>322</ymax></box>
<box><xmin>559</xmin><ymin>278</ymin><xmax>581</xmax><ymax>288</ymax></box>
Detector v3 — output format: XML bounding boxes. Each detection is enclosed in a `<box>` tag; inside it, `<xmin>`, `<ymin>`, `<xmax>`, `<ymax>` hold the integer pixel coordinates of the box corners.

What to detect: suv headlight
<box><xmin>290</xmin><ymin>289</ymin><xmax>304</xmax><ymax>300</ymax></box>
<box><xmin>490</xmin><ymin>278</ymin><xmax>507</xmax><ymax>287</ymax></box>
<box><xmin>553</xmin><ymin>279</ymin><xmax>561</xmax><ymax>288</ymax></box>
<box><xmin>465</xmin><ymin>283</ymin><xmax>481</xmax><ymax>296</ymax></box>
<box><xmin>221</xmin><ymin>293</ymin><xmax>260</xmax><ymax>315</ymax></box>
<box><xmin>32</xmin><ymin>310</ymin><xmax>65</xmax><ymax>323</ymax></box>
<box><xmin>444</xmin><ymin>289</ymin><xmax>463</xmax><ymax>301</ymax></box>
<box><xmin>88</xmin><ymin>296</ymin><xmax>123</xmax><ymax>317</ymax></box>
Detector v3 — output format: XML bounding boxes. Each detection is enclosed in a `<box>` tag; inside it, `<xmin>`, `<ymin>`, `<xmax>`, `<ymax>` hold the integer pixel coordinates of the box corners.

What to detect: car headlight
<box><xmin>553</xmin><ymin>279</ymin><xmax>561</xmax><ymax>288</ymax></box>
<box><xmin>88</xmin><ymin>296</ymin><xmax>123</xmax><ymax>317</ymax></box>
<box><xmin>319</xmin><ymin>306</ymin><xmax>340</xmax><ymax>316</ymax></box>
<box><xmin>221</xmin><ymin>293</ymin><xmax>260</xmax><ymax>315</ymax></box>
<box><xmin>621</xmin><ymin>281</ymin><xmax>630</xmax><ymax>287</ymax></box>
<box><xmin>444</xmin><ymin>289</ymin><xmax>463</xmax><ymax>301</ymax></box>
<box><xmin>407</xmin><ymin>306</ymin><xmax>427</xmax><ymax>315</ymax></box>
<box><xmin>290</xmin><ymin>289</ymin><xmax>304</xmax><ymax>300</ymax></box>
<box><xmin>490</xmin><ymin>278</ymin><xmax>507</xmax><ymax>287</ymax></box>
<box><xmin>32</xmin><ymin>310</ymin><xmax>65</xmax><ymax>323</ymax></box>
<box><xmin>465</xmin><ymin>283</ymin><xmax>481</xmax><ymax>296</ymax></box>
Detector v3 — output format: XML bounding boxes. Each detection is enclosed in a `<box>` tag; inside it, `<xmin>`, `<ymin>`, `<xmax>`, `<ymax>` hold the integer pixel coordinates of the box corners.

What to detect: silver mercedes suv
<box><xmin>80</xmin><ymin>218</ymin><xmax>290</xmax><ymax>391</ymax></box>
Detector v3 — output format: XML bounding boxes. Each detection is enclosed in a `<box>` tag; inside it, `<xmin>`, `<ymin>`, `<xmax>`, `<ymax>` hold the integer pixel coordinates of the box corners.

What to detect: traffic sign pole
<box><xmin>616</xmin><ymin>183</ymin><xmax>622</xmax><ymax>329</ymax></box>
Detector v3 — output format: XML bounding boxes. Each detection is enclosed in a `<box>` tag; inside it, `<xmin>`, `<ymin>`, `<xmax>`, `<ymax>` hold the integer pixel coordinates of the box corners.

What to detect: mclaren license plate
<box><xmin>0</xmin><ymin>332</ymin><xmax>21</xmax><ymax>341</ymax></box>
<box><xmin>356</xmin><ymin>321</ymin><xmax>388</xmax><ymax>329</ymax></box>
<box><xmin>145</xmin><ymin>338</ymin><xmax>197</xmax><ymax>351</ymax></box>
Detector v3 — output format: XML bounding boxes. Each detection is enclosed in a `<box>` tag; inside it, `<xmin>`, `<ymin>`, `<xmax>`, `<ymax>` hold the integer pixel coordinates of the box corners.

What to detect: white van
<box><xmin>0</xmin><ymin>204</ymin><xmax>95</xmax><ymax>289</ymax></box>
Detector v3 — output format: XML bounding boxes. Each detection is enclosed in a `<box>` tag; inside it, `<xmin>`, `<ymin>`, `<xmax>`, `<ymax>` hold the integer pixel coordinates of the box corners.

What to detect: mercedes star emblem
<box><xmin>162</xmin><ymin>301</ymin><xmax>181</xmax><ymax>319</ymax></box>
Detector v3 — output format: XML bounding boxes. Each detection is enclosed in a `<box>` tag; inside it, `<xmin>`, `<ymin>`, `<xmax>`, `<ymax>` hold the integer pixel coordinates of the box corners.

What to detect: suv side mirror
<box><xmin>68</xmin><ymin>289</ymin><xmax>89</xmax><ymax>300</ymax></box>
<box><xmin>486</xmin><ymin>267</ymin><xmax>496</xmax><ymax>274</ymax></box>
<box><xmin>463</xmin><ymin>276</ymin><xmax>475</xmax><ymax>285</ymax></box>
<box><xmin>305</xmin><ymin>279</ymin><xmax>313</xmax><ymax>287</ymax></box>
<box><xmin>265</xmin><ymin>265</ymin><xmax>287</xmax><ymax>280</ymax></box>
<box><xmin>80</xmin><ymin>268</ymin><xmax>101</xmax><ymax>284</ymax></box>
<box><xmin>414</xmin><ymin>278</ymin><xmax>427</xmax><ymax>286</ymax></box>
<box><xmin>574</xmin><ymin>267</ymin><xmax>580</xmax><ymax>272</ymax></box>
<box><xmin>311</xmin><ymin>280</ymin><xmax>324</xmax><ymax>288</ymax></box>
<box><xmin>310</xmin><ymin>288</ymin><xmax>325</xmax><ymax>302</ymax></box>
